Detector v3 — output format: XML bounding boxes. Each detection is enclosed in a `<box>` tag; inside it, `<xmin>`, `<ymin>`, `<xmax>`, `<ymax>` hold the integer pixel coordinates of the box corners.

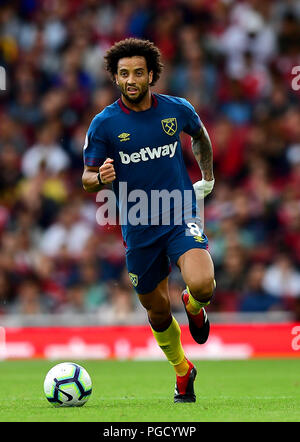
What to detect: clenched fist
<box><xmin>99</xmin><ymin>158</ymin><xmax>116</xmax><ymax>184</ymax></box>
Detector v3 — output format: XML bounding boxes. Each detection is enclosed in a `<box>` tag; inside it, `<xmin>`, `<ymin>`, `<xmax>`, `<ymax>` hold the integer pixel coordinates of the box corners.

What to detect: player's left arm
<box><xmin>191</xmin><ymin>125</ymin><xmax>215</xmax><ymax>199</ymax></box>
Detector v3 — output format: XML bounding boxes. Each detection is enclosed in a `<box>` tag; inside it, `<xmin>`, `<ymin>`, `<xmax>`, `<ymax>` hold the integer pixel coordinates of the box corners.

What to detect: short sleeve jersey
<box><xmin>83</xmin><ymin>93</ymin><xmax>202</xmax><ymax>248</ymax></box>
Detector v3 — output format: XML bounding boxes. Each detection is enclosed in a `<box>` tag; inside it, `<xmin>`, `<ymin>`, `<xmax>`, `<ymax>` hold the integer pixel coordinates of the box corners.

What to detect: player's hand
<box><xmin>193</xmin><ymin>179</ymin><xmax>215</xmax><ymax>199</ymax></box>
<box><xmin>99</xmin><ymin>158</ymin><xmax>116</xmax><ymax>184</ymax></box>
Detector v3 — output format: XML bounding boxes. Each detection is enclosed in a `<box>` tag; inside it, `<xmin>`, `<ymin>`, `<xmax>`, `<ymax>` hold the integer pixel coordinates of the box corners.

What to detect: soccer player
<box><xmin>82</xmin><ymin>38</ymin><xmax>215</xmax><ymax>403</ymax></box>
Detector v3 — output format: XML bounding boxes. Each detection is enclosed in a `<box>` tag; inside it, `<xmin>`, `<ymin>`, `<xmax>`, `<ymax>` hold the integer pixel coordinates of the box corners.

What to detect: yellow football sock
<box><xmin>174</xmin><ymin>356</ymin><xmax>190</xmax><ymax>376</ymax></box>
<box><xmin>150</xmin><ymin>316</ymin><xmax>185</xmax><ymax>367</ymax></box>
<box><xmin>186</xmin><ymin>282</ymin><xmax>216</xmax><ymax>315</ymax></box>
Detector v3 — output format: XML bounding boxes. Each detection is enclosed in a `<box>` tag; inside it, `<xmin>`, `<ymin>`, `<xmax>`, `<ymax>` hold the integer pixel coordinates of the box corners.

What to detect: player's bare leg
<box><xmin>177</xmin><ymin>248</ymin><xmax>215</xmax><ymax>344</ymax></box>
<box><xmin>138</xmin><ymin>277</ymin><xmax>197</xmax><ymax>402</ymax></box>
<box><xmin>138</xmin><ymin>276</ymin><xmax>171</xmax><ymax>329</ymax></box>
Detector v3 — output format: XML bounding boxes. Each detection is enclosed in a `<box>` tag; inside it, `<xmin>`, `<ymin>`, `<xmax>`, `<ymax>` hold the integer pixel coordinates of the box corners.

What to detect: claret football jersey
<box><xmin>83</xmin><ymin>93</ymin><xmax>203</xmax><ymax>248</ymax></box>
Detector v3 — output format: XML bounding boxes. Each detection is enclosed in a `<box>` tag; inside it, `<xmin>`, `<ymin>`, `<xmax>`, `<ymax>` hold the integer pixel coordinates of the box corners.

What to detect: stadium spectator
<box><xmin>57</xmin><ymin>282</ymin><xmax>89</xmax><ymax>315</ymax></box>
<box><xmin>214</xmin><ymin>247</ymin><xmax>247</xmax><ymax>311</ymax></box>
<box><xmin>39</xmin><ymin>202</ymin><xmax>92</xmax><ymax>259</ymax></box>
<box><xmin>239</xmin><ymin>263</ymin><xmax>281</xmax><ymax>312</ymax></box>
<box><xmin>21</xmin><ymin>123</ymin><xmax>70</xmax><ymax>178</ymax></box>
<box><xmin>97</xmin><ymin>268</ymin><xmax>138</xmax><ymax>323</ymax></box>
<box><xmin>262</xmin><ymin>253</ymin><xmax>300</xmax><ymax>310</ymax></box>
<box><xmin>9</xmin><ymin>275</ymin><xmax>52</xmax><ymax>315</ymax></box>
<box><xmin>76</xmin><ymin>260</ymin><xmax>109</xmax><ymax>312</ymax></box>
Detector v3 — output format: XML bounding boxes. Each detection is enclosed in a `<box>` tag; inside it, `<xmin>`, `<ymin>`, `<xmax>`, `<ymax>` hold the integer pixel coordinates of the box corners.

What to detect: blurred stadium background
<box><xmin>0</xmin><ymin>0</ymin><xmax>300</xmax><ymax>360</ymax></box>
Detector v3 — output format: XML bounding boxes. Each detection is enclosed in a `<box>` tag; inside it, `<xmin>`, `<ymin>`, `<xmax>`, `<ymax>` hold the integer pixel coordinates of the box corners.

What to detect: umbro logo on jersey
<box><xmin>119</xmin><ymin>142</ymin><xmax>177</xmax><ymax>164</ymax></box>
<box><xmin>118</xmin><ymin>132</ymin><xmax>130</xmax><ymax>142</ymax></box>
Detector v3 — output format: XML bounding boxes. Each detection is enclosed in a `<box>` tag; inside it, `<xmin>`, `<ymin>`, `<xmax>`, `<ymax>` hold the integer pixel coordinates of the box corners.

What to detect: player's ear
<box><xmin>149</xmin><ymin>70</ymin><xmax>153</xmax><ymax>85</ymax></box>
<box><xmin>115</xmin><ymin>74</ymin><xmax>119</xmax><ymax>86</ymax></box>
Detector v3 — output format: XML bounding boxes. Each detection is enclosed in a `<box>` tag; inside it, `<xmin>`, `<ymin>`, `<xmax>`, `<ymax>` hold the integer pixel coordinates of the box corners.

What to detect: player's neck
<box><xmin>121</xmin><ymin>90</ymin><xmax>152</xmax><ymax>112</ymax></box>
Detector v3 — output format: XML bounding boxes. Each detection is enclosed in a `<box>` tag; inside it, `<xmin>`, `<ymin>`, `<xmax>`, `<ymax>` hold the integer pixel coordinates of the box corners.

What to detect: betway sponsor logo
<box><xmin>119</xmin><ymin>141</ymin><xmax>177</xmax><ymax>164</ymax></box>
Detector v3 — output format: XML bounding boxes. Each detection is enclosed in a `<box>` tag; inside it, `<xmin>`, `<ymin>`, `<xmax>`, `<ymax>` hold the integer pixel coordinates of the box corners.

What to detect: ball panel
<box><xmin>56</xmin><ymin>382</ymin><xmax>81</xmax><ymax>406</ymax></box>
<box><xmin>77</xmin><ymin>366</ymin><xmax>92</xmax><ymax>392</ymax></box>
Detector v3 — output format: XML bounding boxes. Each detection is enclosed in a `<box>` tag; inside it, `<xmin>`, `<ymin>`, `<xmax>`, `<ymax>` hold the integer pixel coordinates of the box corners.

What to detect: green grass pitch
<box><xmin>0</xmin><ymin>359</ymin><xmax>299</xmax><ymax>422</ymax></box>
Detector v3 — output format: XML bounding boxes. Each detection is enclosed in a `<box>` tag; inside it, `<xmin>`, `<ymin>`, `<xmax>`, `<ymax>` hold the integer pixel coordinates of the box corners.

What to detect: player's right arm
<box><xmin>82</xmin><ymin>113</ymin><xmax>116</xmax><ymax>192</ymax></box>
<box><xmin>82</xmin><ymin>158</ymin><xmax>116</xmax><ymax>193</ymax></box>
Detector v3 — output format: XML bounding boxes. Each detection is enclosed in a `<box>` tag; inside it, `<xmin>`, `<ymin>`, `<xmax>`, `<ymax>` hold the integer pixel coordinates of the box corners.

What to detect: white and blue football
<box><xmin>43</xmin><ymin>362</ymin><xmax>92</xmax><ymax>407</ymax></box>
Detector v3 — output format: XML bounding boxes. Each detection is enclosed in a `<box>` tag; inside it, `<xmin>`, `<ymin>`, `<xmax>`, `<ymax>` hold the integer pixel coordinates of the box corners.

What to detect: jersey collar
<box><xmin>118</xmin><ymin>93</ymin><xmax>158</xmax><ymax>114</ymax></box>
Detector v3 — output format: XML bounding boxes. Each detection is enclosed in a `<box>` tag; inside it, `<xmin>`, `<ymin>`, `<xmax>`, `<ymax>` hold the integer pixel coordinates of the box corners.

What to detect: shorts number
<box><xmin>187</xmin><ymin>222</ymin><xmax>202</xmax><ymax>236</ymax></box>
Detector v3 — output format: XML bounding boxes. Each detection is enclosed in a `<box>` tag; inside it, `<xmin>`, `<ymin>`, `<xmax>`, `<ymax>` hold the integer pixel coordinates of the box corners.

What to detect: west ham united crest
<box><xmin>161</xmin><ymin>118</ymin><xmax>177</xmax><ymax>136</ymax></box>
<box><xmin>129</xmin><ymin>272</ymin><xmax>138</xmax><ymax>287</ymax></box>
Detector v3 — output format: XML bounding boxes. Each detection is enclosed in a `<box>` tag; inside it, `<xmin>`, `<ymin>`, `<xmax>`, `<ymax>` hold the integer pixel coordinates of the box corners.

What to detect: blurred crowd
<box><xmin>0</xmin><ymin>0</ymin><xmax>300</xmax><ymax>321</ymax></box>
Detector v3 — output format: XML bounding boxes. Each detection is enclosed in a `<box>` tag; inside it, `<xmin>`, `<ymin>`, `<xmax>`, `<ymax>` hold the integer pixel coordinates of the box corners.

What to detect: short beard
<box><xmin>121</xmin><ymin>85</ymin><xmax>149</xmax><ymax>104</ymax></box>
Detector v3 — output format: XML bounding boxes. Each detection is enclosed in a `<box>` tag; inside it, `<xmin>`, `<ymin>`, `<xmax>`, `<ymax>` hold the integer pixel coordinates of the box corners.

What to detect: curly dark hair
<box><xmin>104</xmin><ymin>38</ymin><xmax>163</xmax><ymax>86</ymax></box>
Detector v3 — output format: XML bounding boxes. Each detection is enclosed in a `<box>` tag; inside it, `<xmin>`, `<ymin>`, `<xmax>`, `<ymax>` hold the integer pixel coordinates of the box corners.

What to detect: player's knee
<box><xmin>188</xmin><ymin>275</ymin><xmax>215</xmax><ymax>303</ymax></box>
<box><xmin>139</xmin><ymin>294</ymin><xmax>170</xmax><ymax>318</ymax></box>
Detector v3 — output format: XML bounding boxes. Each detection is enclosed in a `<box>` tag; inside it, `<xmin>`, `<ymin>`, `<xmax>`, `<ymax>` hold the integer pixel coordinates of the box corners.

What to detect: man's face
<box><xmin>115</xmin><ymin>56</ymin><xmax>153</xmax><ymax>104</ymax></box>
